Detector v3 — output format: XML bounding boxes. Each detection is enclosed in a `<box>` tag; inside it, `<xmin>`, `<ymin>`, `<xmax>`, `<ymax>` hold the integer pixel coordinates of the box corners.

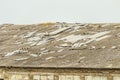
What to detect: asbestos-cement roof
<box><xmin>0</xmin><ymin>22</ymin><xmax>120</xmax><ymax>68</ymax></box>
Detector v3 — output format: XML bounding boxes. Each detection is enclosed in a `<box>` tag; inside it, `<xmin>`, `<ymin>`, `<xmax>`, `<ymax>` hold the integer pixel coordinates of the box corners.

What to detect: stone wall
<box><xmin>0</xmin><ymin>68</ymin><xmax>120</xmax><ymax>80</ymax></box>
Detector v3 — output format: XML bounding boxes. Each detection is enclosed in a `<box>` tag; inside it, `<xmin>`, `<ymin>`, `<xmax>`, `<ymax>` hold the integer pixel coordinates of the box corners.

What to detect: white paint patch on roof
<box><xmin>102</xmin><ymin>46</ymin><xmax>106</xmax><ymax>49</ymax></box>
<box><xmin>5</xmin><ymin>52</ymin><xmax>15</xmax><ymax>57</ymax></box>
<box><xmin>91</xmin><ymin>46</ymin><xmax>96</xmax><ymax>49</ymax></box>
<box><xmin>15</xmin><ymin>57</ymin><xmax>29</xmax><ymax>61</ymax></box>
<box><xmin>89</xmin><ymin>31</ymin><xmax>111</xmax><ymax>39</ymax></box>
<box><xmin>46</xmin><ymin>57</ymin><xmax>55</xmax><ymax>60</ymax></box>
<box><xmin>60</xmin><ymin>31</ymin><xmax>110</xmax><ymax>43</ymax></box>
<box><xmin>60</xmin><ymin>35</ymin><xmax>88</xmax><ymax>43</ymax></box>
<box><xmin>96</xmin><ymin>35</ymin><xmax>111</xmax><ymax>41</ymax></box>
<box><xmin>72</xmin><ymin>40</ymin><xmax>92</xmax><ymax>48</ymax></box>
<box><xmin>24</xmin><ymin>31</ymin><xmax>36</xmax><ymax>38</ymax></box>
<box><xmin>1</xmin><ymin>30</ymin><xmax>7</xmax><ymax>33</ymax></box>
<box><xmin>71</xmin><ymin>26</ymin><xmax>83</xmax><ymax>33</ymax></box>
<box><xmin>5</xmin><ymin>50</ymin><xmax>28</xmax><ymax>57</ymax></box>
<box><xmin>27</xmin><ymin>38</ymin><xmax>46</xmax><ymax>46</ymax></box>
<box><xmin>14</xmin><ymin>41</ymin><xmax>22</xmax><ymax>45</ymax></box>
<box><xmin>79</xmin><ymin>56</ymin><xmax>85</xmax><ymax>60</ymax></box>
<box><xmin>49</xmin><ymin>51</ymin><xmax>56</xmax><ymax>53</ymax></box>
<box><xmin>41</xmin><ymin>50</ymin><xmax>49</xmax><ymax>54</ymax></box>
<box><xmin>58</xmin><ymin>55</ymin><xmax>66</xmax><ymax>58</ymax></box>
<box><xmin>24</xmin><ymin>32</ymin><xmax>50</xmax><ymax>46</ymax></box>
<box><xmin>40</xmin><ymin>48</ymin><xmax>46</xmax><ymax>51</ymax></box>
<box><xmin>49</xmin><ymin>27</ymin><xmax>71</xmax><ymax>35</ymax></box>
<box><xmin>111</xmin><ymin>46</ymin><xmax>117</xmax><ymax>49</ymax></box>
<box><xmin>29</xmin><ymin>54</ymin><xmax>38</xmax><ymax>57</ymax></box>
<box><xmin>13</xmin><ymin>35</ymin><xmax>18</xmax><ymax>38</ymax></box>
<box><xmin>117</xmin><ymin>33</ymin><xmax>120</xmax><ymax>38</ymax></box>
<box><xmin>72</xmin><ymin>31</ymin><xmax>111</xmax><ymax>48</ymax></box>
<box><xmin>36</xmin><ymin>39</ymin><xmax>47</xmax><ymax>46</ymax></box>
<box><xmin>36</xmin><ymin>32</ymin><xmax>49</xmax><ymax>36</ymax></box>
<box><xmin>106</xmin><ymin>64</ymin><xmax>113</xmax><ymax>67</ymax></box>
<box><xmin>27</xmin><ymin>42</ymin><xmax>37</xmax><ymax>46</ymax></box>
<box><xmin>57</xmin><ymin>49</ymin><xmax>64</xmax><ymax>52</ymax></box>
<box><xmin>60</xmin><ymin>43</ymin><xmax>70</xmax><ymax>47</ymax></box>
<box><xmin>27</xmin><ymin>37</ymin><xmax>41</xmax><ymax>42</ymax></box>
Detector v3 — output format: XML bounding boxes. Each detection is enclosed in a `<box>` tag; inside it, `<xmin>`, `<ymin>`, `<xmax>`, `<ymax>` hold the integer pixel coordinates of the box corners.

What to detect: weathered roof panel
<box><xmin>0</xmin><ymin>23</ymin><xmax>120</xmax><ymax>68</ymax></box>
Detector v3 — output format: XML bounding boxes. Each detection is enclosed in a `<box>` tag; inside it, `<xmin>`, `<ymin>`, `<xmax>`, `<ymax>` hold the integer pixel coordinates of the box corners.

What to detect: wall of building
<box><xmin>0</xmin><ymin>68</ymin><xmax>120</xmax><ymax>80</ymax></box>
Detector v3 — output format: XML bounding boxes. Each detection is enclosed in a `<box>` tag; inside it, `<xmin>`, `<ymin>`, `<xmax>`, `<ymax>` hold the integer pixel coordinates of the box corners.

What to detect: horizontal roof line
<box><xmin>0</xmin><ymin>66</ymin><xmax>120</xmax><ymax>70</ymax></box>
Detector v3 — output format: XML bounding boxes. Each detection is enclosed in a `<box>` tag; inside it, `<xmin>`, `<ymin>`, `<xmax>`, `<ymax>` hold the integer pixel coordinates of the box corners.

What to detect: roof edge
<box><xmin>0</xmin><ymin>66</ymin><xmax>120</xmax><ymax>70</ymax></box>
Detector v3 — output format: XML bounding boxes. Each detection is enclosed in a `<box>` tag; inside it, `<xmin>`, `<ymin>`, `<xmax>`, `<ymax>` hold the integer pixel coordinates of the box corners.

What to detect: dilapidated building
<box><xmin>0</xmin><ymin>23</ymin><xmax>120</xmax><ymax>80</ymax></box>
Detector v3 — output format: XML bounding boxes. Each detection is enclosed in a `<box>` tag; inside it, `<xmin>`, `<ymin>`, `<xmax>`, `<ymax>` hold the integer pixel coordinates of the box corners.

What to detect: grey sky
<box><xmin>0</xmin><ymin>0</ymin><xmax>120</xmax><ymax>24</ymax></box>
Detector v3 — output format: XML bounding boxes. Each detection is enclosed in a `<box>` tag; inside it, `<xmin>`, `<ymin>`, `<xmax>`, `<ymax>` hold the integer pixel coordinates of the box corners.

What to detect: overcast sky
<box><xmin>0</xmin><ymin>0</ymin><xmax>120</xmax><ymax>24</ymax></box>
